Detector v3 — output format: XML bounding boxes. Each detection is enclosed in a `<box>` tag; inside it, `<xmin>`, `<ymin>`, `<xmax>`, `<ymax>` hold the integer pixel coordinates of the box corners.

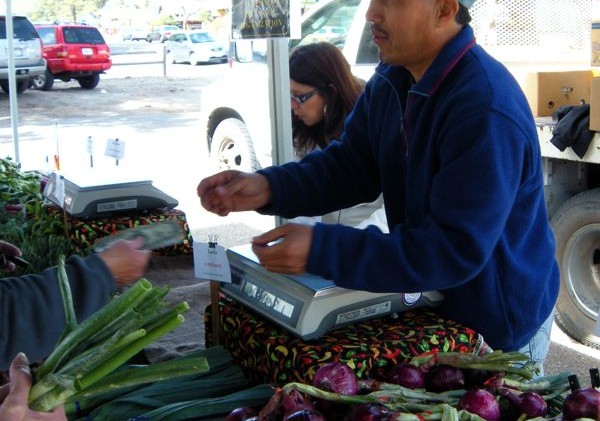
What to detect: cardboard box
<box><xmin>590</xmin><ymin>77</ymin><xmax>600</xmax><ymax>131</ymax></box>
<box><xmin>592</xmin><ymin>21</ymin><xmax>600</xmax><ymax>67</ymax></box>
<box><xmin>524</xmin><ymin>70</ymin><xmax>592</xmax><ymax>117</ymax></box>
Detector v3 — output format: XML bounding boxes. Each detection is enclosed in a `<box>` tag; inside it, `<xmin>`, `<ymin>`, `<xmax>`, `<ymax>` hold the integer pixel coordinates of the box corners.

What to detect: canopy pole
<box><xmin>6</xmin><ymin>0</ymin><xmax>21</xmax><ymax>164</ymax></box>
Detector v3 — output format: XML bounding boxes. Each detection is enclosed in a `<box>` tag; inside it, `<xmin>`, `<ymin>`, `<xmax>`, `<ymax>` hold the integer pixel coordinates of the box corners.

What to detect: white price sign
<box><xmin>104</xmin><ymin>138</ymin><xmax>125</xmax><ymax>159</ymax></box>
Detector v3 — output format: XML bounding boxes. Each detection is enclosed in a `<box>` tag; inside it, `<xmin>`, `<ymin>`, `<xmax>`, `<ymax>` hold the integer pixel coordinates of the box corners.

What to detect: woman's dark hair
<box><xmin>289</xmin><ymin>42</ymin><xmax>364</xmax><ymax>152</ymax></box>
<box><xmin>456</xmin><ymin>3</ymin><xmax>472</xmax><ymax>25</ymax></box>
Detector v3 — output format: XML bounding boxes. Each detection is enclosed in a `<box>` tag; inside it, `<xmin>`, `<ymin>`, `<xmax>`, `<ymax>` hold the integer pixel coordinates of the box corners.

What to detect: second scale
<box><xmin>222</xmin><ymin>244</ymin><xmax>444</xmax><ymax>340</ymax></box>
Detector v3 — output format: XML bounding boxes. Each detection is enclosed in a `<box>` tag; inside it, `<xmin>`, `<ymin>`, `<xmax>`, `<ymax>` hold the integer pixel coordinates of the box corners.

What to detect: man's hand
<box><xmin>0</xmin><ymin>353</ymin><xmax>66</xmax><ymax>420</ymax></box>
<box><xmin>98</xmin><ymin>238</ymin><xmax>151</xmax><ymax>287</ymax></box>
<box><xmin>0</xmin><ymin>241</ymin><xmax>22</xmax><ymax>273</ymax></box>
<box><xmin>197</xmin><ymin>171</ymin><xmax>271</xmax><ymax>216</ymax></box>
<box><xmin>251</xmin><ymin>223</ymin><xmax>313</xmax><ymax>274</ymax></box>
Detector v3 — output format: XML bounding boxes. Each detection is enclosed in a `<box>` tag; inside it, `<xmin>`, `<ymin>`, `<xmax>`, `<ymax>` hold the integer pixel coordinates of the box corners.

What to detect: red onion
<box><xmin>562</xmin><ymin>387</ymin><xmax>600</xmax><ymax>420</ymax></box>
<box><xmin>499</xmin><ymin>389</ymin><xmax>547</xmax><ymax>418</ymax></box>
<box><xmin>224</xmin><ymin>406</ymin><xmax>259</xmax><ymax>421</ymax></box>
<box><xmin>350</xmin><ymin>403</ymin><xmax>394</xmax><ymax>421</ymax></box>
<box><xmin>283</xmin><ymin>409</ymin><xmax>326</xmax><ymax>420</ymax></box>
<box><xmin>312</xmin><ymin>362</ymin><xmax>358</xmax><ymax>395</ymax></box>
<box><xmin>457</xmin><ymin>388</ymin><xmax>501</xmax><ymax>421</ymax></box>
<box><xmin>387</xmin><ymin>364</ymin><xmax>426</xmax><ymax>389</ymax></box>
<box><xmin>425</xmin><ymin>364</ymin><xmax>465</xmax><ymax>392</ymax></box>
<box><xmin>357</xmin><ymin>378</ymin><xmax>380</xmax><ymax>394</ymax></box>
<box><xmin>281</xmin><ymin>388</ymin><xmax>314</xmax><ymax>414</ymax></box>
<box><xmin>463</xmin><ymin>368</ymin><xmax>494</xmax><ymax>388</ymax></box>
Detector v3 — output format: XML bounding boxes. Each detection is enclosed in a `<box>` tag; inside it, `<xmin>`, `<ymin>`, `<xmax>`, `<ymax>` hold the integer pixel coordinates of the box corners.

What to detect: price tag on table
<box><xmin>193</xmin><ymin>240</ymin><xmax>231</xmax><ymax>283</ymax></box>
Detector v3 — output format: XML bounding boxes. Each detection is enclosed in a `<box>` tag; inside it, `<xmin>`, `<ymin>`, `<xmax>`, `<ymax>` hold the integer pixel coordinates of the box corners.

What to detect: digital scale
<box><xmin>222</xmin><ymin>244</ymin><xmax>444</xmax><ymax>340</ymax></box>
<box><xmin>43</xmin><ymin>174</ymin><xmax>178</xmax><ymax>219</ymax></box>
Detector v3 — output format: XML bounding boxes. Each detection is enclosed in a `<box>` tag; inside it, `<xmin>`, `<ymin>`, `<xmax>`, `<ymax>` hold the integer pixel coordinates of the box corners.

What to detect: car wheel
<box><xmin>31</xmin><ymin>70</ymin><xmax>54</xmax><ymax>91</ymax></box>
<box><xmin>189</xmin><ymin>52</ymin><xmax>198</xmax><ymax>65</ymax></box>
<box><xmin>0</xmin><ymin>79</ymin><xmax>29</xmax><ymax>94</ymax></box>
<box><xmin>552</xmin><ymin>188</ymin><xmax>600</xmax><ymax>349</ymax></box>
<box><xmin>77</xmin><ymin>74</ymin><xmax>100</xmax><ymax>90</ymax></box>
<box><xmin>209</xmin><ymin>118</ymin><xmax>260</xmax><ymax>172</ymax></box>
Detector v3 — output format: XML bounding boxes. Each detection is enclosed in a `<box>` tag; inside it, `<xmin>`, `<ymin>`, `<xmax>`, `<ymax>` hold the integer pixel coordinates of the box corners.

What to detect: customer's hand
<box><xmin>251</xmin><ymin>223</ymin><xmax>313</xmax><ymax>274</ymax></box>
<box><xmin>0</xmin><ymin>240</ymin><xmax>22</xmax><ymax>272</ymax></box>
<box><xmin>98</xmin><ymin>238</ymin><xmax>151</xmax><ymax>287</ymax></box>
<box><xmin>0</xmin><ymin>353</ymin><xmax>66</xmax><ymax>420</ymax></box>
<box><xmin>197</xmin><ymin>171</ymin><xmax>271</xmax><ymax>216</ymax></box>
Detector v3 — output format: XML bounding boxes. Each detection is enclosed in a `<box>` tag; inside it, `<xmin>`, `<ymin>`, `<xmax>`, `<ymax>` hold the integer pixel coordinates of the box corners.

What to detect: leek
<box><xmin>28</xmin><ymin>258</ymin><xmax>193</xmax><ymax>413</ymax></box>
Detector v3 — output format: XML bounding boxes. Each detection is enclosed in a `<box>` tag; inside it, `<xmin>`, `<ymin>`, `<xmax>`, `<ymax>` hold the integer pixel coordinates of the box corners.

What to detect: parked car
<box><xmin>32</xmin><ymin>23</ymin><xmax>111</xmax><ymax>91</ymax></box>
<box><xmin>166</xmin><ymin>31</ymin><xmax>228</xmax><ymax>65</ymax></box>
<box><xmin>147</xmin><ymin>25</ymin><xmax>179</xmax><ymax>43</ymax></box>
<box><xmin>122</xmin><ymin>28</ymin><xmax>148</xmax><ymax>42</ymax></box>
<box><xmin>0</xmin><ymin>15</ymin><xmax>46</xmax><ymax>94</ymax></box>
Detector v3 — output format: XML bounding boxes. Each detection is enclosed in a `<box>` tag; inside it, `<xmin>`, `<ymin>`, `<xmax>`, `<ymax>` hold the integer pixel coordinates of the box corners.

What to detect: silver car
<box><xmin>0</xmin><ymin>15</ymin><xmax>46</xmax><ymax>94</ymax></box>
<box><xmin>166</xmin><ymin>31</ymin><xmax>228</xmax><ymax>65</ymax></box>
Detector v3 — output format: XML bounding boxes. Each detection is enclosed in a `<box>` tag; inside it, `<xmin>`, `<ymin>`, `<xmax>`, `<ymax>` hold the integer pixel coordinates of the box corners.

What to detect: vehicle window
<box><xmin>0</xmin><ymin>17</ymin><xmax>39</xmax><ymax>40</ymax></box>
<box><xmin>36</xmin><ymin>27</ymin><xmax>57</xmax><ymax>45</ymax></box>
<box><xmin>63</xmin><ymin>27</ymin><xmax>105</xmax><ymax>44</ymax></box>
<box><xmin>291</xmin><ymin>0</ymin><xmax>360</xmax><ymax>49</ymax></box>
<box><xmin>356</xmin><ymin>22</ymin><xmax>379</xmax><ymax>64</ymax></box>
<box><xmin>190</xmin><ymin>32</ymin><xmax>214</xmax><ymax>43</ymax></box>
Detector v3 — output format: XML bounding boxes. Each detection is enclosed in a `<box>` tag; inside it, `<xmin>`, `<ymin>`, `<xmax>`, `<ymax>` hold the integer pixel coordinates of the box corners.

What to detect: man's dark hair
<box><xmin>456</xmin><ymin>4</ymin><xmax>472</xmax><ymax>25</ymax></box>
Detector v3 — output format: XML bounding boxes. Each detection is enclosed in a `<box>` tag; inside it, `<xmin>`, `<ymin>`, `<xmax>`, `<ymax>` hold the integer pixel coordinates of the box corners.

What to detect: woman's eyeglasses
<box><xmin>291</xmin><ymin>89</ymin><xmax>319</xmax><ymax>105</ymax></box>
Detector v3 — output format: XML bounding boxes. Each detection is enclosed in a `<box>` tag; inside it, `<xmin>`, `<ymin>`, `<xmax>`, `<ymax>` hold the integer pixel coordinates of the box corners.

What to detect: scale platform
<box><xmin>43</xmin><ymin>174</ymin><xmax>178</xmax><ymax>219</ymax></box>
<box><xmin>222</xmin><ymin>244</ymin><xmax>444</xmax><ymax>340</ymax></box>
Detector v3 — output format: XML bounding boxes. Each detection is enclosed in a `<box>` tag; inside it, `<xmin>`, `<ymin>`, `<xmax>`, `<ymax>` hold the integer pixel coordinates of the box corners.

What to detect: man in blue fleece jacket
<box><xmin>0</xmin><ymin>238</ymin><xmax>150</xmax><ymax>371</ymax></box>
<box><xmin>197</xmin><ymin>0</ymin><xmax>559</xmax><ymax>369</ymax></box>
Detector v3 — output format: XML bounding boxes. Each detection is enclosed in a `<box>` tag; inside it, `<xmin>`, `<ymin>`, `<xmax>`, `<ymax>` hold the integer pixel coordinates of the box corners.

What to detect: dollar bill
<box><xmin>92</xmin><ymin>220</ymin><xmax>185</xmax><ymax>252</ymax></box>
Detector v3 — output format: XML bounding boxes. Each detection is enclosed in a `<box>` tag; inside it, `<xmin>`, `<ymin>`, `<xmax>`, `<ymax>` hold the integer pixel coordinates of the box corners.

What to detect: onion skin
<box><xmin>562</xmin><ymin>387</ymin><xmax>600</xmax><ymax>421</ymax></box>
<box><xmin>312</xmin><ymin>362</ymin><xmax>358</xmax><ymax>396</ymax></box>
<box><xmin>281</xmin><ymin>388</ymin><xmax>314</xmax><ymax>414</ymax></box>
<box><xmin>283</xmin><ymin>409</ymin><xmax>326</xmax><ymax>420</ymax></box>
<box><xmin>425</xmin><ymin>364</ymin><xmax>465</xmax><ymax>392</ymax></box>
<box><xmin>457</xmin><ymin>388</ymin><xmax>501</xmax><ymax>421</ymax></box>
<box><xmin>463</xmin><ymin>368</ymin><xmax>495</xmax><ymax>388</ymax></box>
<box><xmin>503</xmin><ymin>391</ymin><xmax>547</xmax><ymax>418</ymax></box>
<box><xmin>224</xmin><ymin>406</ymin><xmax>259</xmax><ymax>421</ymax></box>
<box><xmin>350</xmin><ymin>403</ymin><xmax>395</xmax><ymax>421</ymax></box>
<box><xmin>387</xmin><ymin>364</ymin><xmax>426</xmax><ymax>389</ymax></box>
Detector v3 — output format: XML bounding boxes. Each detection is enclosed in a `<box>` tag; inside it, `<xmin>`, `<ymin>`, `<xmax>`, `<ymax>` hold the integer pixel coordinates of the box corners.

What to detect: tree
<box><xmin>29</xmin><ymin>0</ymin><xmax>109</xmax><ymax>23</ymax></box>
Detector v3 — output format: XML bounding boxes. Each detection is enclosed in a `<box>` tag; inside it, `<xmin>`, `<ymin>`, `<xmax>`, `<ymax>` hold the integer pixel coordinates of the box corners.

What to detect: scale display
<box><xmin>222</xmin><ymin>244</ymin><xmax>444</xmax><ymax>340</ymax></box>
<box><xmin>43</xmin><ymin>174</ymin><xmax>178</xmax><ymax>219</ymax></box>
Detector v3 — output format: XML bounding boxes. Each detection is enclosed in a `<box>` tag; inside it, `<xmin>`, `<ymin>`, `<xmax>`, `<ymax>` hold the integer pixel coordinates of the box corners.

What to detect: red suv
<box><xmin>32</xmin><ymin>23</ymin><xmax>111</xmax><ymax>90</ymax></box>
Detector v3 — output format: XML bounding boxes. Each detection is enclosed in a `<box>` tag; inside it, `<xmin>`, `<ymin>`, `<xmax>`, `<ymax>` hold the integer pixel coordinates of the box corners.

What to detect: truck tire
<box><xmin>551</xmin><ymin>188</ymin><xmax>600</xmax><ymax>349</ymax></box>
<box><xmin>209</xmin><ymin>118</ymin><xmax>260</xmax><ymax>172</ymax></box>
<box><xmin>0</xmin><ymin>79</ymin><xmax>29</xmax><ymax>94</ymax></box>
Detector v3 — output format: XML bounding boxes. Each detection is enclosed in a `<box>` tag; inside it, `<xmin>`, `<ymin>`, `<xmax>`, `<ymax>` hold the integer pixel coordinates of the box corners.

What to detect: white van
<box><xmin>203</xmin><ymin>0</ymin><xmax>373</xmax><ymax>172</ymax></box>
<box><xmin>0</xmin><ymin>15</ymin><xmax>46</xmax><ymax>94</ymax></box>
<box><xmin>202</xmin><ymin>0</ymin><xmax>590</xmax><ymax>172</ymax></box>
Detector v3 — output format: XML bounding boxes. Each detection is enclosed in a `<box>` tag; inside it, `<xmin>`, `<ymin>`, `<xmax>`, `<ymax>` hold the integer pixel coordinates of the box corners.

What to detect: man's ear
<box><xmin>437</xmin><ymin>0</ymin><xmax>459</xmax><ymax>23</ymax></box>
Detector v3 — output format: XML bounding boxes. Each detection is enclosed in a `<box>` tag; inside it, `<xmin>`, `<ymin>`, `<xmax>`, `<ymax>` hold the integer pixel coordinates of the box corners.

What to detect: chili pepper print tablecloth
<box><xmin>45</xmin><ymin>205</ymin><xmax>193</xmax><ymax>256</ymax></box>
<box><xmin>205</xmin><ymin>296</ymin><xmax>487</xmax><ymax>386</ymax></box>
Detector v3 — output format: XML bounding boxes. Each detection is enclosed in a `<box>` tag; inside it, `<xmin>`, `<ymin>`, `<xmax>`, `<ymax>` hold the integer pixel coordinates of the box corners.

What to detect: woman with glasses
<box><xmin>288</xmin><ymin>42</ymin><xmax>387</xmax><ymax>231</ymax></box>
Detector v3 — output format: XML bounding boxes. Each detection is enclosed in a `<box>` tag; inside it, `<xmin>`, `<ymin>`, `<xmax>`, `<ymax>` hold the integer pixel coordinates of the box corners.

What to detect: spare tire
<box><xmin>551</xmin><ymin>188</ymin><xmax>600</xmax><ymax>349</ymax></box>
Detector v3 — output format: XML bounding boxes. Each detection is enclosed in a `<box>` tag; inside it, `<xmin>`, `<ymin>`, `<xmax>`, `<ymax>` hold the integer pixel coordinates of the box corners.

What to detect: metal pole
<box><xmin>6</xmin><ymin>0</ymin><xmax>20</xmax><ymax>164</ymax></box>
<box><xmin>266</xmin><ymin>37</ymin><xmax>293</xmax><ymax>227</ymax></box>
<box><xmin>267</xmin><ymin>38</ymin><xmax>293</xmax><ymax>166</ymax></box>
